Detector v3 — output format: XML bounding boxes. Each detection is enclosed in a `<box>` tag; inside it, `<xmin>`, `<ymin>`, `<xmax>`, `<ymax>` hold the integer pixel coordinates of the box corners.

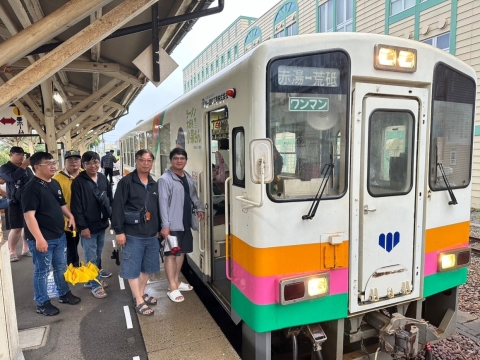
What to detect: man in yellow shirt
<box><xmin>53</xmin><ymin>150</ymin><xmax>82</xmax><ymax>266</ymax></box>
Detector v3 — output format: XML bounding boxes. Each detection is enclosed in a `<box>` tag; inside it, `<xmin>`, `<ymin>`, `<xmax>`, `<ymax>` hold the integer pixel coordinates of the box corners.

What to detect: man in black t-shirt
<box><xmin>22</xmin><ymin>152</ymin><xmax>81</xmax><ymax>316</ymax></box>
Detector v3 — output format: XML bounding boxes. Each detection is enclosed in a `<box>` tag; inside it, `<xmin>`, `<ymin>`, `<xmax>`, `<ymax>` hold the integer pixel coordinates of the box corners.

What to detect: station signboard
<box><xmin>0</xmin><ymin>105</ymin><xmax>28</xmax><ymax>135</ymax></box>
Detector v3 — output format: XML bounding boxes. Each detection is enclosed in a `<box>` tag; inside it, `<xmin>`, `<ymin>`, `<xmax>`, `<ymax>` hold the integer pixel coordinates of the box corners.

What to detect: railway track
<box><xmin>470</xmin><ymin>236</ymin><xmax>480</xmax><ymax>254</ymax></box>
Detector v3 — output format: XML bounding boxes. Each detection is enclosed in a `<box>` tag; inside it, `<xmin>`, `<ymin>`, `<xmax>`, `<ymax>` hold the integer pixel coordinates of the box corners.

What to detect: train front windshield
<box><xmin>267</xmin><ymin>51</ymin><xmax>350</xmax><ymax>201</ymax></box>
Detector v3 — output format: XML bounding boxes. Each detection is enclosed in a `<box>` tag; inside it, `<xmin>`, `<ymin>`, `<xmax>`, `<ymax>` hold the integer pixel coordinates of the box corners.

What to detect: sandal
<box><xmin>142</xmin><ymin>294</ymin><xmax>157</xmax><ymax>305</ymax></box>
<box><xmin>135</xmin><ymin>302</ymin><xmax>154</xmax><ymax>316</ymax></box>
<box><xmin>168</xmin><ymin>282</ymin><xmax>193</xmax><ymax>292</ymax></box>
<box><xmin>167</xmin><ymin>289</ymin><xmax>184</xmax><ymax>303</ymax></box>
<box><xmin>91</xmin><ymin>286</ymin><xmax>107</xmax><ymax>299</ymax></box>
<box><xmin>10</xmin><ymin>254</ymin><xmax>19</xmax><ymax>262</ymax></box>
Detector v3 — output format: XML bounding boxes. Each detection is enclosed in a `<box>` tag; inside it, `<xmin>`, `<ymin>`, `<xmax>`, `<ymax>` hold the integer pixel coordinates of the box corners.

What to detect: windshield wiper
<box><xmin>437</xmin><ymin>163</ymin><xmax>458</xmax><ymax>205</ymax></box>
<box><xmin>302</xmin><ymin>163</ymin><xmax>334</xmax><ymax>220</ymax></box>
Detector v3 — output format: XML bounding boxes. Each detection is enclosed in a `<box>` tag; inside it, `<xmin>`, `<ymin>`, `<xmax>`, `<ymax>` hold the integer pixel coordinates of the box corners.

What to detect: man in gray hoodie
<box><xmin>158</xmin><ymin>148</ymin><xmax>205</xmax><ymax>303</ymax></box>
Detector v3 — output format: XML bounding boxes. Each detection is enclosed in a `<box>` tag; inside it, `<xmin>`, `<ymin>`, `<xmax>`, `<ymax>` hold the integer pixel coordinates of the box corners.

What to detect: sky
<box><xmin>101</xmin><ymin>0</ymin><xmax>280</xmax><ymax>144</ymax></box>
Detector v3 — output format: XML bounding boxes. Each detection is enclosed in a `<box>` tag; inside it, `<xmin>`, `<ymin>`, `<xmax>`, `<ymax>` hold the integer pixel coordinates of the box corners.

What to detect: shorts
<box><xmin>165</xmin><ymin>230</ymin><xmax>193</xmax><ymax>256</ymax></box>
<box><xmin>6</xmin><ymin>202</ymin><xmax>23</xmax><ymax>230</ymax></box>
<box><xmin>120</xmin><ymin>235</ymin><xmax>160</xmax><ymax>279</ymax></box>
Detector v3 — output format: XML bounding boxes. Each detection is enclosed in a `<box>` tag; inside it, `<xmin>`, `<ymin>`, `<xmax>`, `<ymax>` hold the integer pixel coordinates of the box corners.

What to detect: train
<box><xmin>119</xmin><ymin>33</ymin><xmax>475</xmax><ymax>359</ymax></box>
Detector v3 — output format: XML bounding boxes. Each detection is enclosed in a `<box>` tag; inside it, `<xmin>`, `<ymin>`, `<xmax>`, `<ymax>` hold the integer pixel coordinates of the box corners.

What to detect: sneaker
<box><xmin>99</xmin><ymin>269</ymin><xmax>112</xmax><ymax>278</ymax></box>
<box><xmin>58</xmin><ymin>290</ymin><xmax>81</xmax><ymax>305</ymax></box>
<box><xmin>21</xmin><ymin>251</ymin><xmax>32</xmax><ymax>257</ymax></box>
<box><xmin>36</xmin><ymin>300</ymin><xmax>59</xmax><ymax>316</ymax></box>
<box><xmin>84</xmin><ymin>280</ymin><xmax>109</xmax><ymax>288</ymax></box>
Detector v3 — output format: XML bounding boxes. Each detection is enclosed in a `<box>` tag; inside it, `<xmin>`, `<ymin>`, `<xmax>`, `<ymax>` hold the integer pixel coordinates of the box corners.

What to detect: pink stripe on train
<box><xmin>231</xmin><ymin>260</ymin><xmax>348</xmax><ymax>305</ymax></box>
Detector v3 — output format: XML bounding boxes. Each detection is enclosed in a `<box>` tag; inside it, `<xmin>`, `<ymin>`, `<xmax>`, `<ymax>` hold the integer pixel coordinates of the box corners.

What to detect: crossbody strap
<box><xmin>34</xmin><ymin>178</ymin><xmax>63</xmax><ymax>205</ymax></box>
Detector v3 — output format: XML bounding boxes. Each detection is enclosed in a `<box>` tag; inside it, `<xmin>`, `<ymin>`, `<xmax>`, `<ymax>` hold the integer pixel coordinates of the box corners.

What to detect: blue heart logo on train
<box><xmin>378</xmin><ymin>232</ymin><xmax>400</xmax><ymax>252</ymax></box>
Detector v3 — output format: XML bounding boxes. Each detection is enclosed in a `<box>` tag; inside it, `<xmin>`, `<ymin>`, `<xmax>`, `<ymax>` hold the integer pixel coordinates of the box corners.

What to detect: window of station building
<box><xmin>429</xmin><ymin>63</ymin><xmax>475</xmax><ymax>192</ymax></box>
<box><xmin>221</xmin><ymin>55</ymin><xmax>225</xmax><ymax>67</ymax></box>
<box><xmin>318</xmin><ymin>0</ymin><xmax>353</xmax><ymax>33</ymax></box>
<box><xmin>206</xmin><ymin>66</ymin><xmax>209</xmax><ymax>77</ymax></box>
<box><xmin>146</xmin><ymin>130</ymin><xmax>156</xmax><ymax>175</ymax></box>
<box><xmin>234</xmin><ymin>44</ymin><xmax>238</xmax><ymax>58</ymax></box>
<box><xmin>244</xmin><ymin>26</ymin><xmax>262</xmax><ymax>52</ymax></box>
<box><xmin>227</xmin><ymin>50</ymin><xmax>231</xmax><ymax>63</ymax></box>
<box><xmin>129</xmin><ymin>137</ymin><xmax>134</xmax><ymax>165</ymax></box>
<box><xmin>159</xmin><ymin>123</ymin><xmax>171</xmax><ymax>174</ymax></box>
<box><xmin>273</xmin><ymin>1</ymin><xmax>298</xmax><ymax>38</ymax></box>
<box><xmin>216</xmin><ymin>58</ymin><xmax>219</xmax><ymax>70</ymax></box>
<box><xmin>138</xmin><ymin>132</ymin><xmax>145</xmax><ymax>149</ymax></box>
<box><xmin>391</xmin><ymin>0</ymin><xmax>415</xmax><ymax>16</ymax></box>
<box><xmin>422</xmin><ymin>32</ymin><xmax>450</xmax><ymax>53</ymax></box>
<box><xmin>211</xmin><ymin>63</ymin><xmax>214</xmax><ymax>73</ymax></box>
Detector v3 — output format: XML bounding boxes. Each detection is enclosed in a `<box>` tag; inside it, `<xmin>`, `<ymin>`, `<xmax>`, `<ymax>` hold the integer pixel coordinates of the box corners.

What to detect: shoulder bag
<box><xmin>86</xmin><ymin>180</ymin><xmax>112</xmax><ymax>219</ymax></box>
<box><xmin>123</xmin><ymin>186</ymin><xmax>150</xmax><ymax>225</ymax></box>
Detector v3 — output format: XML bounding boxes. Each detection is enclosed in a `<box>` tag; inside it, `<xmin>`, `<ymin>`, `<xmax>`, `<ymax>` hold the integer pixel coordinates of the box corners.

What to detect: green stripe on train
<box><xmin>231</xmin><ymin>285</ymin><xmax>348</xmax><ymax>333</ymax></box>
<box><xmin>423</xmin><ymin>267</ymin><xmax>468</xmax><ymax>298</ymax></box>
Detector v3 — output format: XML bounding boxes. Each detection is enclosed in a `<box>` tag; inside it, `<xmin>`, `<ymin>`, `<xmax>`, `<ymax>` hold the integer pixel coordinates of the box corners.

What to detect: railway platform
<box><xmin>3</xmin><ymin>218</ymin><xmax>239</xmax><ymax>360</ymax></box>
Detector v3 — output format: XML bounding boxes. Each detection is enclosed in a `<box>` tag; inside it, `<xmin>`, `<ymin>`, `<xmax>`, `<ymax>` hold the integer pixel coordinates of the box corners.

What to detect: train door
<box><xmin>207</xmin><ymin>107</ymin><xmax>231</xmax><ymax>305</ymax></box>
<box><xmin>350</xmin><ymin>83</ymin><xmax>427</xmax><ymax>313</ymax></box>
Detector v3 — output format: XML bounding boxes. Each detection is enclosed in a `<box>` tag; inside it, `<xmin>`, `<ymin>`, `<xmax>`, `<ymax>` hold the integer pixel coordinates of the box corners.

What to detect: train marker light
<box><xmin>438</xmin><ymin>248</ymin><xmax>471</xmax><ymax>272</ymax></box>
<box><xmin>374</xmin><ymin>44</ymin><xmax>417</xmax><ymax>73</ymax></box>
<box><xmin>280</xmin><ymin>273</ymin><xmax>330</xmax><ymax>305</ymax></box>
<box><xmin>226</xmin><ymin>88</ymin><xmax>236</xmax><ymax>98</ymax></box>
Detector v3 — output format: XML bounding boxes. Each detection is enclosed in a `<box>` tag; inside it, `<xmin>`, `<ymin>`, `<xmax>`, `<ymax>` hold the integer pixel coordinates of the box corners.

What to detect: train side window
<box><xmin>232</xmin><ymin>127</ymin><xmax>245</xmax><ymax>187</ymax></box>
<box><xmin>368</xmin><ymin>110</ymin><xmax>414</xmax><ymax>197</ymax></box>
<box><xmin>429</xmin><ymin>63</ymin><xmax>475</xmax><ymax>191</ymax></box>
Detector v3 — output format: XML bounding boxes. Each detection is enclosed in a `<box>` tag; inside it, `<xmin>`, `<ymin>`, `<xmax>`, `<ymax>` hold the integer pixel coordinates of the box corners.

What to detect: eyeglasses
<box><xmin>38</xmin><ymin>161</ymin><xmax>57</xmax><ymax>167</ymax></box>
<box><xmin>85</xmin><ymin>160</ymin><xmax>100</xmax><ymax>166</ymax></box>
<box><xmin>137</xmin><ymin>158</ymin><xmax>153</xmax><ymax>164</ymax></box>
<box><xmin>172</xmin><ymin>157</ymin><xmax>187</xmax><ymax>161</ymax></box>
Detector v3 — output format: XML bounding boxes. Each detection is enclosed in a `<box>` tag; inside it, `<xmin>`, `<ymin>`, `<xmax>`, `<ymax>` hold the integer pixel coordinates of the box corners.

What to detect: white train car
<box><xmin>119</xmin><ymin>33</ymin><xmax>475</xmax><ymax>360</ymax></box>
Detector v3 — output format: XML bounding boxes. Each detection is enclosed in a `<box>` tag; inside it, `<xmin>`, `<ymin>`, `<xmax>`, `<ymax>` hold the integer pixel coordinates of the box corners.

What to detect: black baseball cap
<box><xmin>10</xmin><ymin>146</ymin><xmax>25</xmax><ymax>154</ymax></box>
<box><xmin>65</xmin><ymin>150</ymin><xmax>81</xmax><ymax>159</ymax></box>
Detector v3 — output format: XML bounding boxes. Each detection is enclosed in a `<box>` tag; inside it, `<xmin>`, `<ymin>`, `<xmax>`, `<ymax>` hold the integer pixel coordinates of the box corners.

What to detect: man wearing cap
<box><xmin>0</xmin><ymin>146</ymin><xmax>33</xmax><ymax>262</ymax></box>
<box><xmin>53</xmin><ymin>150</ymin><xmax>83</xmax><ymax>267</ymax></box>
<box><xmin>103</xmin><ymin>149</ymin><xmax>117</xmax><ymax>185</ymax></box>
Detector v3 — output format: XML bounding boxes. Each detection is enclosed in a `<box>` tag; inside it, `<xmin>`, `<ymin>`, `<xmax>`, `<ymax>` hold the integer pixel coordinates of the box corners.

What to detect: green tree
<box><xmin>88</xmin><ymin>137</ymin><xmax>101</xmax><ymax>151</ymax></box>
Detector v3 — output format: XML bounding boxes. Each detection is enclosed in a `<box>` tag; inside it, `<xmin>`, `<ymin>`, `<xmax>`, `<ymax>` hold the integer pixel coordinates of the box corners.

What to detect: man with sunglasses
<box><xmin>53</xmin><ymin>150</ymin><xmax>83</xmax><ymax>267</ymax></box>
<box><xmin>0</xmin><ymin>146</ymin><xmax>33</xmax><ymax>262</ymax></box>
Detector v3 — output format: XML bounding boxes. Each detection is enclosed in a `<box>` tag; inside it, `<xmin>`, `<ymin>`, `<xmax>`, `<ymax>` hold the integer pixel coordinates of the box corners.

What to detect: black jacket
<box><xmin>71</xmin><ymin>172</ymin><xmax>112</xmax><ymax>234</ymax></box>
<box><xmin>0</xmin><ymin>161</ymin><xmax>33</xmax><ymax>202</ymax></box>
<box><xmin>111</xmin><ymin>170</ymin><xmax>160</xmax><ymax>237</ymax></box>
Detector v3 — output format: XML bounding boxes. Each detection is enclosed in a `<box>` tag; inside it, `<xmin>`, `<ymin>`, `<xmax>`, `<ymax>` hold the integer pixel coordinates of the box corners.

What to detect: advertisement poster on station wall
<box><xmin>0</xmin><ymin>105</ymin><xmax>28</xmax><ymax>135</ymax></box>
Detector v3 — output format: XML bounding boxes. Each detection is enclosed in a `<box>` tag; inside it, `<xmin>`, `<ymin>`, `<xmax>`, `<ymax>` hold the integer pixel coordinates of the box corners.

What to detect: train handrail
<box><xmin>225</xmin><ymin>176</ymin><xmax>232</xmax><ymax>280</ymax></box>
<box><xmin>199</xmin><ymin>209</ymin><xmax>205</xmax><ymax>253</ymax></box>
<box><xmin>235</xmin><ymin>157</ymin><xmax>265</xmax><ymax>209</ymax></box>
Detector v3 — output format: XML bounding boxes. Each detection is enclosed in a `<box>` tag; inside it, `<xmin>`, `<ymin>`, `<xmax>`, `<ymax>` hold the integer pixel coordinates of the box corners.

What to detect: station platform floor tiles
<box><xmin>138</xmin><ymin>272</ymin><xmax>240</xmax><ymax>360</ymax></box>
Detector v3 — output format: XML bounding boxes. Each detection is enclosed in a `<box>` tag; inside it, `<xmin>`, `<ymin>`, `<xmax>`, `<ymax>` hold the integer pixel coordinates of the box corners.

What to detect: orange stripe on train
<box><xmin>231</xmin><ymin>234</ymin><xmax>348</xmax><ymax>278</ymax></box>
<box><xmin>425</xmin><ymin>221</ymin><xmax>469</xmax><ymax>253</ymax></box>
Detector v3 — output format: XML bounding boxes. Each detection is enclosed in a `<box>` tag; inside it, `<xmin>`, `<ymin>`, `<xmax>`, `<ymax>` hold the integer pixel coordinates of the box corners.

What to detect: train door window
<box><xmin>232</xmin><ymin>127</ymin><xmax>245</xmax><ymax>187</ymax></box>
<box><xmin>267</xmin><ymin>50</ymin><xmax>350</xmax><ymax>201</ymax></box>
<box><xmin>429</xmin><ymin>63</ymin><xmax>475</xmax><ymax>191</ymax></box>
<box><xmin>129</xmin><ymin>137</ymin><xmax>134</xmax><ymax>166</ymax></box>
<box><xmin>368</xmin><ymin>110</ymin><xmax>414</xmax><ymax>196</ymax></box>
<box><xmin>139</xmin><ymin>132</ymin><xmax>146</xmax><ymax>149</ymax></box>
<box><xmin>146</xmin><ymin>130</ymin><xmax>156</xmax><ymax>175</ymax></box>
<box><xmin>159</xmin><ymin>123</ymin><xmax>171</xmax><ymax>174</ymax></box>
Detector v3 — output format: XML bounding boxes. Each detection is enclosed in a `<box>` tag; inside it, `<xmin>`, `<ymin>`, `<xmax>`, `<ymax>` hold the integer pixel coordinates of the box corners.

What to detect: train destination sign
<box><xmin>289</xmin><ymin>97</ymin><xmax>329</xmax><ymax>112</ymax></box>
<box><xmin>278</xmin><ymin>66</ymin><xmax>340</xmax><ymax>87</ymax></box>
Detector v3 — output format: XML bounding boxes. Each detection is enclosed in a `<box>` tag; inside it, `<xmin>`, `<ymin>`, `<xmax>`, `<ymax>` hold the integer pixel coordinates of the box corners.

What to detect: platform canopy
<box><xmin>0</xmin><ymin>0</ymin><xmax>221</xmax><ymax>155</ymax></box>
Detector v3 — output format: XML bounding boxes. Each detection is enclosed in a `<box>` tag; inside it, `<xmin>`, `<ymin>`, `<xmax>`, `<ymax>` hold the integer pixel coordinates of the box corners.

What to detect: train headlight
<box><xmin>280</xmin><ymin>274</ymin><xmax>330</xmax><ymax>305</ymax></box>
<box><xmin>378</xmin><ymin>47</ymin><xmax>397</xmax><ymax>67</ymax></box>
<box><xmin>308</xmin><ymin>277</ymin><xmax>328</xmax><ymax>296</ymax></box>
<box><xmin>438</xmin><ymin>248</ymin><xmax>471</xmax><ymax>272</ymax></box>
<box><xmin>374</xmin><ymin>44</ymin><xmax>417</xmax><ymax>73</ymax></box>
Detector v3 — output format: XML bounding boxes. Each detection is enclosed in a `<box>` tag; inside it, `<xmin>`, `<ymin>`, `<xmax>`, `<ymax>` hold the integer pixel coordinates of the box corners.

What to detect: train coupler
<box><xmin>364</xmin><ymin>312</ymin><xmax>441</xmax><ymax>359</ymax></box>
